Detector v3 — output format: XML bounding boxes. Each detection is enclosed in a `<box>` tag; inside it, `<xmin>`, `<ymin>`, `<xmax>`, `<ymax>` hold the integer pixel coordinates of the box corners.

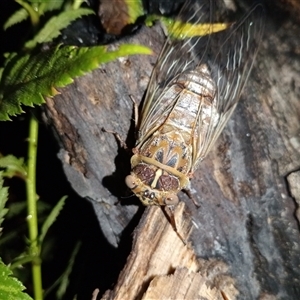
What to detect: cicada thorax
<box><xmin>125</xmin><ymin>64</ymin><xmax>218</xmax><ymax>206</ymax></box>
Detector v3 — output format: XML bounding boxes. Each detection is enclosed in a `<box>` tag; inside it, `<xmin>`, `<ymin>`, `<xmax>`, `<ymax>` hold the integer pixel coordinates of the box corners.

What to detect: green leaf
<box><xmin>43</xmin><ymin>241</ymin><xmax>81</xmax><ymax>298</ymax></box>
<box><xmin>126</xmin><ymin>0</ymin><xmax>144</xmax><ymax>24</ymax></box>
<box><xmin>56</xmin><ymin>241</ymin><xmax>81</xmax><ymax>299</ymax></box>
<box><xmin>162</xmin><ymin>17</ymin><xmax>229</xmax><ymax>39</ymax></box>
<box><xmin>39</xmin><ymin>195</ymin><xmax>67</xmax><ymax>244</ymax></box>
<box><xmin>0</xmin><ymin>258</ymin><xmax>33</xmax><ymax>300</ymax></box>
<box><xmin>38</xmin><ymin>0</ymin><xmax>64</xmax><ymax>13</ymax></box>
<box><xmin>3</xmin><ymin>8</ymin><xmax>29</xmax><ymax>30</ymax></box>
<box><xmin>145</xmin><ymin>15</ymin><xmax>229</xmax><ymax>39</ymax></box>
<box><xmin>6</xmin><ymin>200</ymin><xmax>51</xmax><ymax>221</ymax></box>
<box><xmin>0</xmin><ymin>172</ymin><xmax>9</xmax><ymax>230</ymax></box>
<box><xmin>0</xmin><ymin>155</ymin><xmax>27</xmax><ymax>179</ymax></box>
<box><xmin>0</xmin><ymin>44</ymin><xmax>152</xmax><ymax>120</ymax></box>
<box><xmin>6</xmin><ymin>202</ymin><xmax>27</xmax><ymax>219</ymax></box>
<box><xmin>25</xmin><ymin>8</ymin><xmax>95</xmax><ymax>49</ymax></box>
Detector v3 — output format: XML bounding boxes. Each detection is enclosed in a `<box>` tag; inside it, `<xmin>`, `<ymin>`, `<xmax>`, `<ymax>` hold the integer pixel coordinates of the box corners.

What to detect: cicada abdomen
<box><xmin>125</xmin><ymin>0</ymin><xmax>264</xmax><ymax>207</ymax></box>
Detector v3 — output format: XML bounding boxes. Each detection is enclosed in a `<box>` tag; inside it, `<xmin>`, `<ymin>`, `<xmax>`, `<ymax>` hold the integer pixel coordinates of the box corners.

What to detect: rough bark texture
<box><xmin>43</xmin><ymin>3</ymin><xmax>300</xmax><ymax>300</ymax></box>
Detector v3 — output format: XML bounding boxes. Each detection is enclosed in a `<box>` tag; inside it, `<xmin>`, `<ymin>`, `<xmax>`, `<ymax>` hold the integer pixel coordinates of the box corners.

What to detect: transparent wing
<box><xmin>137</xmin><ymin>0</ymin><xmax>264</xmax><ymax>168</ymax></box>
<box><xmin>137</xmin><ymin>0</ymin><xmax>213</xmax><ymax>142</ymax></box>
<box><xmin>191</xmin><ymin>2</ymin><xmax>265</xmax><ymax>167</ymax></box>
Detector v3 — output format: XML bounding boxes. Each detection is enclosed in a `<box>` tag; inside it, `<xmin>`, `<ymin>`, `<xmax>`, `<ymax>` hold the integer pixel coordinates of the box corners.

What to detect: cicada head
<box><xmin>125</xmin><ymin>163</ymin><xmax>183</xmax><ymax>206</ymax></box>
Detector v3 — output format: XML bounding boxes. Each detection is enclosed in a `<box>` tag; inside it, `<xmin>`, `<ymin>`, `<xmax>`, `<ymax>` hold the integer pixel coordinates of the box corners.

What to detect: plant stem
<box><xmin>15</xmin><ymin>0</ymin><xmax>40</xmax><ymax>27</ymax></box>
<box><xmin>72</xmin><ymin>0</ymin><xmax>84</xmax><ymax>10</ymax></box>
<box><xmin>26</xmin><ymin>116</ymin><xmax>43</xmax><ymax>300</ymax></box>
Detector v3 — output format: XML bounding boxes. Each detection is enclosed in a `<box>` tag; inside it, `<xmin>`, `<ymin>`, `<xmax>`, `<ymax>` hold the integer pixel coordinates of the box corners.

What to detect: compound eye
<box><xmin>125</xmin><ymin>175</ymin><xmax>137</xmax><ymax>189</ymax></box>
<box><xmin>164</xmin><ymin>194</ymin><xmax>179</xmax><ymax>205</ymax></box>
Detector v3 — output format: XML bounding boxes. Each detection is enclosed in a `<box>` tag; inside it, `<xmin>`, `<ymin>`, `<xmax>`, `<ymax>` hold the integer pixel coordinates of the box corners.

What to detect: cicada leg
<box><xmin>102</xmin><ymin>95</ymin><xmax>140</xmax><ymax>149</ymax></box>
<box><xmin>129</xmin><ymin>95</ymin><xmax>139</xmax><ymax>128</ymax></box>
<box><xmin>101</xmin><ymin>127</ymin><xmax>128</xmax><ymax>150</ymax></box>
<box><xmin>183</xmin><ymin>188</ymin><xmax>200</xmax><ymax>208</ymax></box>
<box><xmin>163</xmin><ymin>205</ymin><xmax>186</xmax><ymax>245</ymax></box>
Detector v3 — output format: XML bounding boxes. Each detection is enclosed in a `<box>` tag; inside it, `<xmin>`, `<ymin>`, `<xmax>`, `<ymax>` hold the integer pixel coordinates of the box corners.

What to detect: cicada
<box><xmin>125</xmin><ymin>1</ymin><xmax>264</xmax><ymax>210</ymax></box>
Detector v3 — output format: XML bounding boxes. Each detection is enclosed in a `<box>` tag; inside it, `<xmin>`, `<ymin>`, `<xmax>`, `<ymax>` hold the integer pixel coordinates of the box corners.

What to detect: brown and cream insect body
<box><xmin>126</xmin><ymin>64</ymin><xmax>218</xmax><ymax>205</ymax></box>
<box><xmin>125</xmin><ymin>0</ymin><xmax>264</xmax><ymax>207</ymax></box>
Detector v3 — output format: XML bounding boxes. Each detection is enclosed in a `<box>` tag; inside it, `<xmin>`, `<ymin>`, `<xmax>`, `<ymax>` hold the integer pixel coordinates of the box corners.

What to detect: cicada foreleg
<box><xmin>182</xmin><ymin>187</ymin><xmax>200</xmax><ymax>208</ymax></box>
<box><xmin>101</xmin><ymin>95</ymin><xmax>140</xmax><ymax>150</ymax></box>
<box><xmin>101</xmin><ymin>127</ymin><xmax>128</xmax><ymax>150</ymax></box>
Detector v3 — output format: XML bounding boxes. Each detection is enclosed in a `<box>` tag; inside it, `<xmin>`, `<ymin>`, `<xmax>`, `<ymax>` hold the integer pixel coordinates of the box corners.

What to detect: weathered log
<box><xmin>43</xmin><ymin>4</ymin><xmax>300</xmax><ymax>299</ymax></box>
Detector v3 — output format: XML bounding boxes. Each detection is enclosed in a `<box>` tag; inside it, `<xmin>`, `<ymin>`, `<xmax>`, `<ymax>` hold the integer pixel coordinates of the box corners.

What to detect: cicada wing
<box><xmin>191</xmin><ymin>3</ymin><xmax>265</xmax><ymax>168</ymax></box>
<box><xmin>136</xmin><ymin>0</ymin><xmax>264</xmax><ymax>169</ymax></box>
<box><xmin>137</xmin><ymin>0</ymin><xmax>213</xmax><ymax>144</ymax></box>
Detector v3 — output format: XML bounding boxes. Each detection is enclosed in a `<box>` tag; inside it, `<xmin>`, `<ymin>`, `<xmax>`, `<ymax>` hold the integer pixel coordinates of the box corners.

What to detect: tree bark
<box><xmin>43</xmin><ymin>3</ymin><xmax>300</xmax><ymax>299</ymax></box>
